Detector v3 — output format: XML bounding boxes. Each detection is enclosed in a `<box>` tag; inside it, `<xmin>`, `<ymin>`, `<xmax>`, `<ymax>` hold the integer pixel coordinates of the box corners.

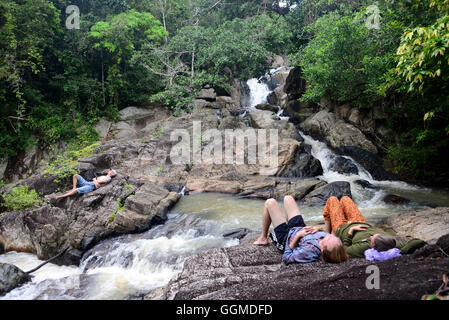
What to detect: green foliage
<box><xmin>382</xmin><ymin>0</ymin><xmax>449</xmax><ymax>180</ymax></box>
<box><xmin>152</xmin><ymin>128</ymin><xmax>164</xmax><ymax>137</ymax></box>
<box><xmin>296</xmin><ymin>9</ymin><xmax>399</xmax><ymax>107</ymax></box>
<box><xmin>43</xmin><ymin>136</ymin><xmax>99</xmax><ymax>181</ymax></box>
<box><xmin>2</xmin><ymin>186</ymin><xmax>41</xmax><ymax>211</ymax></box>
<box><xmin>109</xmin><ymin>198</ymin><xmax>125</xmax><ymax>222</ymax></box>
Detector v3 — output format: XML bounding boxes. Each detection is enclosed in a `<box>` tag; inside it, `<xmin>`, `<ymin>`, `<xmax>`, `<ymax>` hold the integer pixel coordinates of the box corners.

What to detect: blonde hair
<box><xmin>321</xmin><ymin>242</ymin><xmax>348</xmax><ymax>263</ymax></box>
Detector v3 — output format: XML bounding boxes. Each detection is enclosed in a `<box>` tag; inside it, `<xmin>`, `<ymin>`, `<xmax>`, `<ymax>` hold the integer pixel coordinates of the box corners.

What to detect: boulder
<box><xmin>383</xmin><ymin>194</ymin><xmax>411</xmax><ymax>205</ymax></box>
<box><xmin>302</xmin><ymin>181</ymin><xmax>352</xmax><ymax>206</ymax></box>
<box><xmin>95</xmin><ymin>119</ymin><xmax>112</xmax><ymax>140</ymax></box>
<box><xmin>301</xmin><ymin>110</ymin><xmax>378</xmax><ymax>155</ymax></box>
<box><xmin>271</xmin><ymin>55</ymin><xmax>286</xmax><ymax>68</ymax></box>
<box><xmin>284</xmin><ymin>66</ymin><xmax>307</xmax><ymax>100</ymax></box>
<box><xmin>278</xmin><ymin>144</ymin><xmax>323</xmax><ymax>178</ymax></box>
<box><xmin>0</xmin><ymin>263</ymin><xmax>31</xmax><ymax>296</ymax></box>
<box><xmin>266</xmin><ymin>92</ymin><xmax>278</xmax><ymax>105</ymax></box>
<box><xmin>254</xmin><ymin>103</ymin><xmax>278</xmax><ymax>113</ymax></box>
<box><xmin>247</xmin><ymin>109</ymin><xmax>299</xmax><ymax>140</ymax></box>
<box><xmin>336</xmin><ymin>146</ymin><xmax>395</xmax><ymax>181</ymax></box>
<box><xmin>109</xmin><ymin>121</ymin><xmax>137</xmax><ymax>140</ymax></box>
<box><xmin>125</xmin><ymin>183</ymin><xmax>180</xmax><ymax>219</ymax></box>
<box><xmin>196</xmin><ymin>88</ymin><xmax>217</xmax><ymax>101</ymax></box>
<box><xmin>384</xmin><ymin>207</ymin><xmax>449</xmax><ymax>243</ymax></box>
<box><xmin>119</xmin><ymin>107</ymin><xmax>154</xmax><ymax>121</ymax></box>
<box><xmin>354</xmin><ymin>179</ymin><xmax>379</xmax><ymax>190</ymax></box>
<box><xmin>145</xmin><ymin>242</ymin><xmax>449</xmax><ymax>300</ymax></box>
<box><xmin>328</xmin><ymin>156</ymin><xmax>359</xmax><ymax>175</ymax></box>
<box><xmin>269</xmin><ymin>68</ymin><xmax>291</xmax><ymax>89</ymax></box>
<box><xmin>273</xmin><ymin>178</ymin><xmax>326</xmax><ymax>200</ymax></box>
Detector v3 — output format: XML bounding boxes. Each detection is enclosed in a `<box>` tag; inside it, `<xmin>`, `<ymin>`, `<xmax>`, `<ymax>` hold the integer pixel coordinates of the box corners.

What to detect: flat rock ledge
<box><xmin>146</xmin><ymin>207</ymin><xmax>449</xmax><ymax>300</ymax></box>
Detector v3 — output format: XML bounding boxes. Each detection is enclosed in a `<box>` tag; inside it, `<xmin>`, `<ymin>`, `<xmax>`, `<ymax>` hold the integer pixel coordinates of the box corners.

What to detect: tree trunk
<box><xmin>101</xmin><ymin>50</ymin><xmax>106</xmax><ymax>107</ymax></box>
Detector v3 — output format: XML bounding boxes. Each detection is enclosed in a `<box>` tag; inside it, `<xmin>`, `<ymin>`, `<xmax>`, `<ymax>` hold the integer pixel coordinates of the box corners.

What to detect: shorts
<box><xmin>76</xmin><ymin>175</ymin><xmax>97</xmax><ymax>195</ymax></box>
<box><xmin>269</xmin><ymin>215</ymin><xmax>306</xmax><ymax>252</ymax></box>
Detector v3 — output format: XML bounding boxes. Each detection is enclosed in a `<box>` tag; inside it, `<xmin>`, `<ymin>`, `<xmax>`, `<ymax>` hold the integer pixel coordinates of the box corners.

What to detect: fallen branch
<box><xmin>25</xmin><ymin>247</ymin><xmax>69</xmax><ymax>274</ymax></box>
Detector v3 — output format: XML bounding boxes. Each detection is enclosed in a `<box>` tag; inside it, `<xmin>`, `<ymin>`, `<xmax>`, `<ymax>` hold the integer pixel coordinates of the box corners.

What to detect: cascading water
<box><xmin>244</xmin><ymin>67</ymin><xmax>449</xmax><ymax>217</ymax></box>
<box><xmin>2</xmin><ymin>67</ymin><xmax>449</xmax><ymax>300</ymax></box>
<box><xmin>0</xmin><ymin>213</ymin><xmax>239</xmax><ymax>300</ymax></box>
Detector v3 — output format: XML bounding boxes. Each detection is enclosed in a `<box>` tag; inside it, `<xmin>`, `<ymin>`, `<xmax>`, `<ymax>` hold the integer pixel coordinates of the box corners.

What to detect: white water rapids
<box><xmin>1</xmin><ymin>67</ymin><xmax>448</xmax><ymax>300</ymax></box>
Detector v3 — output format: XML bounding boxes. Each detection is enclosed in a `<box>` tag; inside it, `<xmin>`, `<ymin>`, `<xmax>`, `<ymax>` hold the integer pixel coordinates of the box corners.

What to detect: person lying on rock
<box><xmin>253</xmin><ymin>196</ymin><xmax>348</xmax><ymax>264</ymax></box>
<box><xmin>323</xmin><ymin>196</ymin><xmax>425</xmax><ymax>258</ymax></box>
<box><xmin>53</xmin><ymin>169</ymin><xmax>117</xmax><ymax>201</ymax></box>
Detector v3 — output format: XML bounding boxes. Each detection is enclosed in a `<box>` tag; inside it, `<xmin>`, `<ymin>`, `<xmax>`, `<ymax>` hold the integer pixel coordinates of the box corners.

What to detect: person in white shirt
<box><xmin>53</xmin><ymin>169</ymin><xmax>117</xmax><ymax>200</ymax></box>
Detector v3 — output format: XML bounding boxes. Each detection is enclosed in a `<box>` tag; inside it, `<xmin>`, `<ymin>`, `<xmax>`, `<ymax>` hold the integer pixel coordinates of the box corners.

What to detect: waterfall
<box><xmin>246</xmin><ymin>78</ymin><xmax>271</xmax><ymax>108</ymax></box>
<box><xmin>0</xmin><ymin>214</ymin><xmax>238</xmax><ymax>300</ymax></box>
<box><xmin>245</xmin><ymin>68</ymin><xmax>445</xmax><ymax>213</ymax></box>
<box><xmin>2</xmin><ymin>67</ymin><xmax>448</xmax><ymax>300</ymax></box>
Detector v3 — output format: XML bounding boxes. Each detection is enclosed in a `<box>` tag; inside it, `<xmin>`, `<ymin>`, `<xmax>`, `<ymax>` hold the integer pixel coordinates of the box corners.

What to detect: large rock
<box><xmin>95</xmin><ymin>119</ymin><xmax>112</xmax><ymax>140</ymax></box>
<box><xmin>196</xmin><ymin>88</ymin><xmax>217</xmax><ymax>101</ymax></box>
<box><xmin>125</xmin><ymin>183</ymin><xmax>180</xmax><ymax>219</ymax></box>
<box><xmin>384</xmin><ymin>207</ymin><xmax>449</xmax><ymax>243</ymax></box>
<box><xmin>119</xmin><ymin>107</ymin><xmax>154</xmax><ymax>121</ymax></box>
<box><xmin>300</xmin><ymin>110</ymin><xmax>378</xmax><ymax>155</ymax></box>
<box><xmin>302</xmin><ymin>181</ymin><xmax>352</xmax><ymax>206</ymax></box>
<box><xmin>145</xmin><ymin>212</ymin><xmax>449</xmax><ymax>300</ymax></box>
<box><xmin>248</xmin><ymin>109</ymin><xmax>299</xmax><ymax>140</ymax></box>
<box><xmin>0</xmin><ymin>175</ymin><xmax>180</xmax><ymax>263</ymax></box>
<box><xmin>284</xmin><ymin>66</ymin><xmax>307</xmax><ymax>100</ymax></box>
<box><xmin>336</xmin><ymin>146</ymin><xmax>395</xmax><ymax>181</ymax></box>
<box><xmin>254</xmin><ymin>103</ymin><xmax>278</xmax><ymax>113</ymax></box>
<box><xmin>0</xmin><ymin>264</ymin><xmax>31</xmax><ymax>296</ymax></box>
<box><xmin>328</xmin><ymin>156</ymin><xmax>359</xmax><ymax>175</ymax></box>
<box><xmin>278</xmin><ymin>144</ymin><xmax>323</xmax><ymax>178</ymax></box>
<box><xmin>145</xmin><ymin>243</ymin><xmax>449</xmax><ymax>300</ymax></box>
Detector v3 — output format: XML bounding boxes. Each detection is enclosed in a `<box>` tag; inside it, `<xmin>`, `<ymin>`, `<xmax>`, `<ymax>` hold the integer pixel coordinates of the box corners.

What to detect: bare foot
<box><xmin>253</xmin><ymin>236</ymin><xmax>269</xmax><ymax>246</ymax></box>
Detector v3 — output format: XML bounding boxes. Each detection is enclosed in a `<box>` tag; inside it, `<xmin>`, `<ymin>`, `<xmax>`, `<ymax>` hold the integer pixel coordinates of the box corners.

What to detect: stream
<box><xmin>1</xmin><ymin>67</ymin><xmax>449</xmax><ymax>300</ymax></box>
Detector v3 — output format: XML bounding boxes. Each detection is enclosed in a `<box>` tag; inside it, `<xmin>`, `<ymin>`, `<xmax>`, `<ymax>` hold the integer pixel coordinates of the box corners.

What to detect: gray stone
<box><xmin>119</xmin><ymin>107</ymin><xmax>153</xmax><ymax>121</ymax></box>
<box><xmin>145</xmin><ymin>242</ymin><xmax>449</xmax><ymax>300</ymax></box>
<box><xmin>0</xmin><ymin>263</ymin><xmax>31</xmax><ymax>296</ymax></box>
<box><xmin>196</xmin><ymin>88</ymin><xmax>217</xmax><ymax>101</ymax></box>
<box><xmin>95</xmin><ymin>119</ymin><xmax>112</xmax><ymax>139</ymax></box>
<box><xmin>300</xmin><ymin>110</ymin><xmax>378</xmax><ymax>154</ymax></box>
<box><xmin>384</xmin><ymin>207</ymin><xmax>449</xmax><ymax>243</ymax></box>
<box><xmin>328</xmin><ymin>156</ymin><xmax>359</xmax><ymax>175</ymax></box>
<box><xmin>302</xmin><ymin>181</ymin><xmax>352</xmax><ymax>206</ymax></box>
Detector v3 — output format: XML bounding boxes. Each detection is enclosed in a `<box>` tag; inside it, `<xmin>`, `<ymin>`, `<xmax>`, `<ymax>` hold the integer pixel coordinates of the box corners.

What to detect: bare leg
<box><xmin>284</xmin><ymin>195</ymin><xmax>301</xmax><ymax>222</ymax></box>
<box><xmin>324</xmin><ymin>220</ymin><xmax>332</xmax><ymax>234</ymax></box>
<box><xmin>54</xmin><ymin>188</ymin><xmax>78</xmax><ymax>200</ymax></box>
<box><xmin>253</xmin><ymin>198</ymin><xmax>286</xmax><ymax>246</ymax></box>
<box><xmin>72</xmin><ymin>174</ymin><xmax>79</xmax><ymax>190</ymax></box>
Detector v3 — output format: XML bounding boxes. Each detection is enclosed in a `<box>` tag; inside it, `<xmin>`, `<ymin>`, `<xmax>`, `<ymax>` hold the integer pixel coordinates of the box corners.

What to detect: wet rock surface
<box><xmin>302</xmin><ymin>181</ymin><xmax>352</xmax><ymax>206</ymax></box>
<box><xmin>0</xmin><ymin>263</ymin><xmax>31</xmax><ymax>296</ymax></box>
<box><xmin>328</xmin><ymin>156</ymin><xmax>359</xmax><ymax>175</ymax></box>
